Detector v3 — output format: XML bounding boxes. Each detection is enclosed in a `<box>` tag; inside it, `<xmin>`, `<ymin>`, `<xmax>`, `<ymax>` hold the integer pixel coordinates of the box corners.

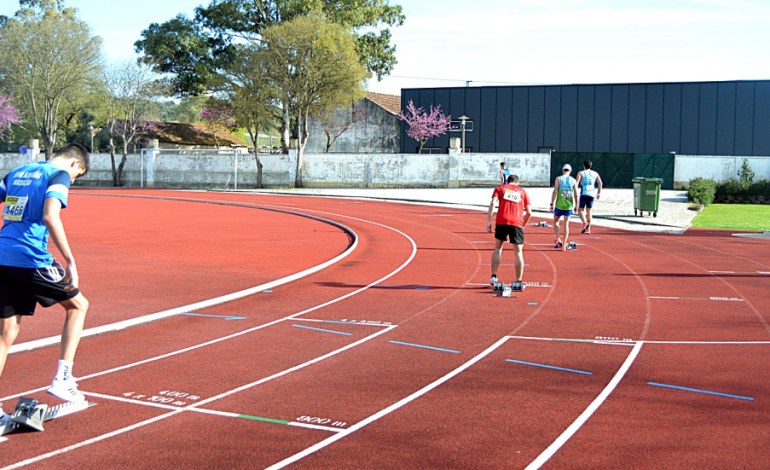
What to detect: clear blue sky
<box><xmin>3</xmin><ymin>0</ymin><xmax>769</xmax><ymax>96</ymax></box>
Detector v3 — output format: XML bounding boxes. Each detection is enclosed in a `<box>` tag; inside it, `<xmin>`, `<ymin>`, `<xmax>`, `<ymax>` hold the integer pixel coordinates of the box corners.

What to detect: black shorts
<box><xmin>495</xmin><ymin>225</ymin><xmax>524</xmax><ymax>244</ymax></box>
<box><xmin>0</xmin><ymin>261</ymin><xmax>80</xmax><ymax>318</ymax></box>
<box><xmin>579</xmin><ymin>195</ymin><xmax>595</xmax><ymax>208</ymax></box>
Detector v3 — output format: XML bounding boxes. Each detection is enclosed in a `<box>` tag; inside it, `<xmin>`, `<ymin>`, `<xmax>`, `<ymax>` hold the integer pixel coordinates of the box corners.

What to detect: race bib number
<box><xmin>585</xmin><ymin>184</ymin><xmax>595</xmax><ymax>192</ymax></box>
<box><xmin>2</xmin><ymin>195</ymin><xmax>28</xmax><ymax>221</ymax></box>
<box><xmin>503</xmin><ymin>189</ymin><xmax>521</xmax><ymax>203</ymax></box>
<box><xmin>560</xmin><ymin>190</ymin><xmax>573</xmax><ymax>199</ymax></box>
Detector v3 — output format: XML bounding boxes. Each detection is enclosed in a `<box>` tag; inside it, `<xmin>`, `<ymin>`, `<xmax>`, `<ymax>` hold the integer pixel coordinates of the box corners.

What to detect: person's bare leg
<box><xmin>586</xmin><ymin>206</ymin><xmax>593</xmax><ymax>226</ymax></box>
<box><xmin>59</xmin><ymin>293</ymin><xmax>89</xmax><ymax>362</ymax></box>
<box><xmin>0</xmin><ymin>315</ymin><xmax>22</xmax><ymax>379</ymax></box>
<box><xmin>491</xmin><ymin>239</ymin><xmax>505</xmax><ymax>279</ymax></box>
<box><xmin>553</xmin><ymin>215</ymin><xmax>561</xmax><ymax>244</ymax></box>
<box><xmin>563</xmin><ymin>216</ymin><xmax>571</xmax><ymax>247</ymax></box>
<box><xmin>514</xmin><ymin>244</ymin><xmax>524</xmax><ymax>281</ymax></box>
<box><xmin>578</xmin><ymin>207</ymin><xmax>586</xmax><ymax>225</ymax></box>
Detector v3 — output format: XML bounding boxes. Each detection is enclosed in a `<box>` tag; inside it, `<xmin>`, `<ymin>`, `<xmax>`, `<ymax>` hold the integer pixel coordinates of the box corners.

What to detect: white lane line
<box><xmin>287</xmin><ymin>422</ymin><xmax>344</xmax><ymax>433</ymax></box>
<box><xmin>10</xmin><ymin>210</ymin><xmax>360</xmax><ymax>355</ymax></box>
<box><xmin>1</xmin><ymin>410</ymin><xmax>184</xmax><ymax>470</ymax></box>
<box><xmin>263</xmin><ymin>336</ymin><xmax>512</xmax><ymax>470</ymax></box>
<box><xmin>1</xmin><ymin>326</ymin><xmax>397</xmax><ymax>469</ymax></box>
<box><xmin>187</xmin><ymin>325</ymin><xmax>397</xmax><ymax>407</ymax></box>
<box><xmin>524</xmin><ymin>341</ymin><xmax>644</xmax><ymax>470</ymax></box>
<box><xmin>508</xmin><ymin>335</ymin><xmax>770</xmax><ymax>345</ymax></box>
<box><xmin>85</xmin><ymin>392</ymin><xmax>344</xmax><ymax>433</ymax></box>
<box><xmin>2</xmin><ymin>211</ymin><xmax>418</xmax><ymax>402</ymax></box>
<box><xmin>84</xmin><ymin>392</ymin><xmax>181</xmax><ymax>412</ymax></box>
<box><xmin>290</xmin><ymin>318</ymin><xmax>393</xmax><ymax>327</ymax></box>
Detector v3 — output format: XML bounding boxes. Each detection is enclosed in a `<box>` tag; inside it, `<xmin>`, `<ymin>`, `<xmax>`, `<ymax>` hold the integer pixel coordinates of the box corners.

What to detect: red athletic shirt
<box><xmin>493</xmin><ymin>184</ymin><xmax>530</xmax><ymax>227</ymax></box>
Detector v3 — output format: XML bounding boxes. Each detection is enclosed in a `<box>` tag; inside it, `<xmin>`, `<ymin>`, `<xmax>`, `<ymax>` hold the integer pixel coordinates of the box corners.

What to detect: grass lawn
<box><xmin>691</xmin><ymin>204</ymin><xmax>770</xmax><ymax>231</ymax></box>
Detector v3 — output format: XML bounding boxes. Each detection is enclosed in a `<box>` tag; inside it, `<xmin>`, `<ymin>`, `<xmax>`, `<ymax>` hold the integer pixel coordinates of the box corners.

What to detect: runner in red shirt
<box><xmin>486</xmin><ymin>174</ymin><xmax>532</xmax><ymax>285</ymax></box>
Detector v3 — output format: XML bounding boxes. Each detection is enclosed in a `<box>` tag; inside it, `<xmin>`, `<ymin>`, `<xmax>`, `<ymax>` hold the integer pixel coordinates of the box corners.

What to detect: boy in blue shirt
<box><xmin>0</xmin><ymin>144</ymin><xmax>90</xmax><ymax>420</ymax></box>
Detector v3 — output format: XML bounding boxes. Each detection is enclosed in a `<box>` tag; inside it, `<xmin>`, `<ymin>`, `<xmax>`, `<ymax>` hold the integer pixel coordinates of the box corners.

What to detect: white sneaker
<box><xmin>490</xmin><ymin>275</ymin><xmax>498</xmax><ymax>284</ymax></box>
<box><xmin>47</xmin><ymin>378</ymin><xmax>86</xmax><ymax>403</ymax></box>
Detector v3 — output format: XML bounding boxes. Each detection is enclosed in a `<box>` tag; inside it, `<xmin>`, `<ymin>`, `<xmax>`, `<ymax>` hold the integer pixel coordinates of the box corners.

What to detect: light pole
<box><xmin>88</xmin><ymin>123</ymin><xmax>94</xmax><ymax>153</ymax></box>
<box><xmin>458</xmin><ymin>115</ymin><xmax>469</xmax><ymax>153</ymax></box>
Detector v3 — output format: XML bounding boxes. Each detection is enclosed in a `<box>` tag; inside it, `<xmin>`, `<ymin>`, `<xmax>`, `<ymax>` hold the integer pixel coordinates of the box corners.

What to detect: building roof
<box><xmin>145</xmin><ymin>122</ymin><xmax>249</xmax><ymax>147</ymax></box>
<box><xmin>366</xmin><ymin>92</ymin><xmax>401</xmax><ymax>115</ymax></box>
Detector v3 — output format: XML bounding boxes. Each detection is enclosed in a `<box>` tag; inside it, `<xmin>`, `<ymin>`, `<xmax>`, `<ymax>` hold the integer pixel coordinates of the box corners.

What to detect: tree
<box><xmin>262</xmin><ymin>15</ymin><xmax>369</xmax><ymax>187</ymax></box>
<box><xmin>102</xmin><ymin>60</ymin><xmax>160</xmax><ymax>186</ymax></box>
<box><xmin>397</xmin><ymin>100</ymin><xmax>451</xmax><ymax>154</ymax></box>
<box><xmin>0</xmin><ymin>0</ymin><xmax>102</xmax><ymax>158</ymax></box>
<box><xmin>200</xmin><ymin>100</ymin><xmax>237</xmax><ymax>148</ymax></box>
<box><xmin>319</xmin><ymin>104</ymin><xmax>368</xmax><ymax>153</ymax></box>
<box><xmin>739</xmin><ymin>159</ymin><xmax>755</xmax><ymax>185</ymax></box>
<box><xmin>135</xmin><ymin>0</ymin><xmax>403</xmax><ymax>96</ymax></box>
<box><xmin>220</xmin><ymin>46</ymin><xmax>276</xmax><ymax>187</ymax></box>
<box><xmin>0</xmin><ymin>94</ymin><xmax>22</xmax><ymax>139</ymax></box>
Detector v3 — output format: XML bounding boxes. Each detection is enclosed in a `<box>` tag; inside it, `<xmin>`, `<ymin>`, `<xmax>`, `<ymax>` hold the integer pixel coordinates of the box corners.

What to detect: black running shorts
<box><xmin>579</xmin><ymin>195</ymin><xmax>595</xmax><ymax>209</ymax></box>
<box><xmin>0</xmin><ymin>261</ymin><xmax>80</xmax><ymax>318</ymax></box>
<box><xmin>494</xmin><ymin>225</ymin><xmax>524</xmax><ymax>244</ymax></box>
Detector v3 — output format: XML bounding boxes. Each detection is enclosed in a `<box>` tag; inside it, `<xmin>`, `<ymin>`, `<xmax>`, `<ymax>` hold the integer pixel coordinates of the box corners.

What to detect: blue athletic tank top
<box><xmin>580</xmin><ymin>170</ymin><xmax>598</xmax><ymax>197</ymax></box>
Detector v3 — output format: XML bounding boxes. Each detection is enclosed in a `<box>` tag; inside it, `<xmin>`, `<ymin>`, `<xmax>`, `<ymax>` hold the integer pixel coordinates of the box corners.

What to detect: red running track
<box><xmin>1</xmin><ymin>190</ymin><xmax>768</xmax><ymax>469</ymax></box>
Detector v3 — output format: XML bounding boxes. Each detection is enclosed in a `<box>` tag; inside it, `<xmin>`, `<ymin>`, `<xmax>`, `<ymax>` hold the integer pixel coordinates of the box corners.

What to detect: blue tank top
<box><xmin>579</xmin><ymin>170</ymin><xmax>598</xmax><ymax>197</ymax></box>
<box><xmin>0</xmin><ymin>161</ymin><xmax>71</xmax><ymax>268</ymax></box>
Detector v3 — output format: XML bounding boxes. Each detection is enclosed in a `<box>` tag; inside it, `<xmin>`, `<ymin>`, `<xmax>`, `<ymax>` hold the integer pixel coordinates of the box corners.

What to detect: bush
<box><xmin>714</xmin><ymin>178</ymin><xmax>770</xmax><ymax>202</ymax></box>
<box><xmin>688</xmin><ymin>177</ymin><xmax>716</xmax><ymax>206</ymax></box>
<box><xmin>748</xmin><ymin>179</ymin><xmax>770</xmax><ymax>197</ymax></box>
<box><xmin>714</xmin><ymin>178</ymin><xmax>748</xmax><ymax>201</ymax></box>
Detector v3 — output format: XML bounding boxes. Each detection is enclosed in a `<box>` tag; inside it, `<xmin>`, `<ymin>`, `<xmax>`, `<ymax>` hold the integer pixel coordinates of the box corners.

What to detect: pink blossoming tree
<box><xmin>397</xmin><ymin>100</ymin><xmax>451</xmax><ymax>153</ymax></box>
<box><xmin>200</xmin><ymin>103</ymin><xmax>237</xmax><ymax>148</ymax></box>
<box><xmin>0</xmin><ymin>95</ymin><xmax>22</xmax><ymax>139</ymax></box>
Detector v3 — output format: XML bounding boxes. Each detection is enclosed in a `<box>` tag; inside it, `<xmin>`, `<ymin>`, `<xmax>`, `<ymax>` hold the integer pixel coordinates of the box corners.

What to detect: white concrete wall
<box><xmin>675</xmin><ymin>155</ymin><xmax>770</xmax><ymax>185</ymax></box>
<box><xmin>5</xmin><ymin>152</ymin><xmax>767</xmax><ymax>189</ymax></box>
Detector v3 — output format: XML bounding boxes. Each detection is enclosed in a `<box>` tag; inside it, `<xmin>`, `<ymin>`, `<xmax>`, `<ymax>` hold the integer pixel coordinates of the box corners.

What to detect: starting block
<box><xmin>493</xmin><ymin>281</ymin><xmax>525</xmax><ymax>297</ymax></box>
<box><xmin>535</xmin><ymin>221</ymin><xmax>551</xmax><ymax>228</ymax></box>
<box><xmin>567</xmin><ymin>241</ymin><xmax>578</xmax><ymax>250</ymax></box>
<box><xmin>1</xmin><ymin>397</ymin><xmax>96</xmax><ymax>437</ymax></box>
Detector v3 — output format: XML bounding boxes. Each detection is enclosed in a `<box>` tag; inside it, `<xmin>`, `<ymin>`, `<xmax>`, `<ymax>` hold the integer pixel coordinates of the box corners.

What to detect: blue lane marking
<box><xmin>262</xmin><ymin>290</ymin><xmax>273</xmax><ymax>293</ymax></box>
<box><xmin>528</xmin><ymin>302</ymin><xmax>538</xmax><ymax>305</ymax></box>
<box><xmin>291</xmin><ymin>324</ymin><xmax>352</xmax><ymax>336</ymax></box>
<box><xmin>180</xmin><ymin>312</ymin><xmax>247</xmax><ymax>321</ymax></box>
<box><xmin>506</xmin><ymin>359</ymin><xmax>592</xmax><ymax>375</ymax></box>
<box><xmin>647</xmin><ymin>382</ymin><xmax>754</xmax><ymax>401</ymax></box>
<box><xmin>374</xmin><ymin>285</ymin><xmax>431</xmax><ymax>290</ymax></box>
<box><xmin>389</xmin><ymin>341</ymin><xmax>460</xmax><ymax>354</ymax></box>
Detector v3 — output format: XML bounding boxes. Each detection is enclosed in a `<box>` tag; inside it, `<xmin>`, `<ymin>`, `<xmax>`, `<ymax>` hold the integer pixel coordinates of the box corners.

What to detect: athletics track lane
<box><xmin>12</xmin><ymin>190</ymin><xmax>352</xmax><ymax>343</ymax></box>
<box><xmin>1</xmin><ymin>191</ymin><xmax>769</xmax><ymax>469</ymax></box>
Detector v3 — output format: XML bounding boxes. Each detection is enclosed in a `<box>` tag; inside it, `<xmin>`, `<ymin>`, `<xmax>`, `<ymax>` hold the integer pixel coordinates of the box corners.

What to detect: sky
<box><xmin>3</xmin><ymin>0</ymin><xmax>770</xmax><ymax>97</ymax></box>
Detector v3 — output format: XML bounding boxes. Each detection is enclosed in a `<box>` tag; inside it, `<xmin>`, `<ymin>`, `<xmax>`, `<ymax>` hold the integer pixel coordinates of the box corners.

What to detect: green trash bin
<box><xmin>632</xmin><ymin>177</ymin><xmax>663</xmax><ymax>217</ymax></box>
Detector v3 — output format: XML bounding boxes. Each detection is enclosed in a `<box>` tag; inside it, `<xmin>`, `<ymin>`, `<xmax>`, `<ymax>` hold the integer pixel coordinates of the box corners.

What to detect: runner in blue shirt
<box><xmin>0</xmin><ymin>144</ymin><xmax>90</xmax><ymax>419</ymax></box>
<box><xmin>499</xmin><ymin>162</ymin><xmax>511</xmax><ymax>186</ymax></box>
<box><xmin>575</xmin><ymin>160</ymin><xmax>603</xmax><ymax>234</ymax></box>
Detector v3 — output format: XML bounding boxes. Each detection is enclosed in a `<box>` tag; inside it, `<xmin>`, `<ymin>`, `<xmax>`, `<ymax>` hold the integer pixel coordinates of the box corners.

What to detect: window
<box><xmin>419</xmin><ymin>147</ymin><xmax>443</xmax><ymax>154</ymax></box>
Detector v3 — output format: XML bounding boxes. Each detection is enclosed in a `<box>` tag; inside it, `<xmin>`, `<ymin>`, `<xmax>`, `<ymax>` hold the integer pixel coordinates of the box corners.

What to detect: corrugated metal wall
<box><xmin>400</xmin><ymin>80</ymin><xmax>770</xmax><ymax>156</ymax></box>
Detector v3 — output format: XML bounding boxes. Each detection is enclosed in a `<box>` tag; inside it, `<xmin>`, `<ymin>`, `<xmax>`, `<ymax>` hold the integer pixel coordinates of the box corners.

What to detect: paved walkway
<box><xmin>244</xmin><ymin>187</ymin><xmax>697</xmax><ymax>234</ymax></box>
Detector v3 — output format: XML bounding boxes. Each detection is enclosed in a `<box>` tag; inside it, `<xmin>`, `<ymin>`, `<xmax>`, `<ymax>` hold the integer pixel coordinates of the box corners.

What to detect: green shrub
<box><xmin>749</xmin><ymin>179</ymin><xmax>770</xmax><ymax>197</ymax></box>
<box><xmin>688</xmin><ymin>177</ymin><xmax>716</xmax><ymax>206</ymax></box>
<box><xmin>715</xmin><ymin>178</ymin><xmax>748</xmax><ymax>200</ymax></box>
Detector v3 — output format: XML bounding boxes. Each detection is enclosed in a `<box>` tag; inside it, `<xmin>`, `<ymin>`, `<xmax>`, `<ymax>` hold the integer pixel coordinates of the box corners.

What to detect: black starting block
<box><xmin>0</xmin><ymin>397</ymin><xmax>96</xmax><ymax>437</ymax></box>
<box><xmin>535</xmin><ymin>221</ymin><xmax>551</xmax><ymax>228</ymax></box>
<box><xmin>567</xmin><ymin>241</ymin><xmax>578</xmax><ymax>250</ymax></box>
<box><xmin>493</xmin><ymin>281</ymin><xmax>525</xmax><ymax>297</ymax></box>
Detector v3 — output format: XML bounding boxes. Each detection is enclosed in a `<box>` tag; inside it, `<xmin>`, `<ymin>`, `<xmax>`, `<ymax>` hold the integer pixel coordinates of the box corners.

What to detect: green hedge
<box><xmin>714</xmin><ymin>178</ymin><xmax>770</xmax><ymax>203</ymax></box>
<box><xmin>688</xmin><ymin>177</ymin><xmax>716</xmax><ymax>206</ymax></box>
